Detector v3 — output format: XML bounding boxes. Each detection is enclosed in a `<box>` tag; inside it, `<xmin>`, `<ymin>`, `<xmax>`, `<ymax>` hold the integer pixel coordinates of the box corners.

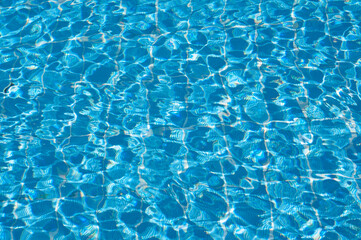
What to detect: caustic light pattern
<box><xmin>1</xmin><ymin>0</ymin><xmax>361</xmax><ymax>239</ymax></box>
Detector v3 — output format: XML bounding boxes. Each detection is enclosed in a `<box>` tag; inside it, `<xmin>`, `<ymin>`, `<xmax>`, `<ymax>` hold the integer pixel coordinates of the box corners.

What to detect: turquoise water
<box><xmin>1</xmin><ymin>0</ymin><xmax>361</xmax><ymax>239</ymax></box>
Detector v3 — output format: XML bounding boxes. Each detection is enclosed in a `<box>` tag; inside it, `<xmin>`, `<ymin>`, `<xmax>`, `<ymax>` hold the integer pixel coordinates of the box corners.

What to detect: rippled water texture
<box><xmin>1</xmin><ymin>0</ymin><xmax>361</xmax><ymax>239</ymax></box>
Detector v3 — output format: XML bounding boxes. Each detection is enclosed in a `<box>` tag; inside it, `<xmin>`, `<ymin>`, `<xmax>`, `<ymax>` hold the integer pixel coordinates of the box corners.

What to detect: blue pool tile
<box><xmin>1</xmin><ymin>0</ymin><xmax>361</xmax><ymax>239</ymax></box>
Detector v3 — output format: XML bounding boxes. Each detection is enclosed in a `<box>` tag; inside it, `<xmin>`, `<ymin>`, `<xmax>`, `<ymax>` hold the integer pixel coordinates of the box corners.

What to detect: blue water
<box><xmin>1</xmin><ymin>0</ymin><xmax>361</xmax><ymax>239</ymax></box>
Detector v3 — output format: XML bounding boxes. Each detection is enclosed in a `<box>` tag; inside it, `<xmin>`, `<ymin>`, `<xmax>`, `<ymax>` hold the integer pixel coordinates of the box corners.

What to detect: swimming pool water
<box><xmin>1</xmin><ymin>0</ymin><xmax>361</xmax><ymax>239</ymax></box>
